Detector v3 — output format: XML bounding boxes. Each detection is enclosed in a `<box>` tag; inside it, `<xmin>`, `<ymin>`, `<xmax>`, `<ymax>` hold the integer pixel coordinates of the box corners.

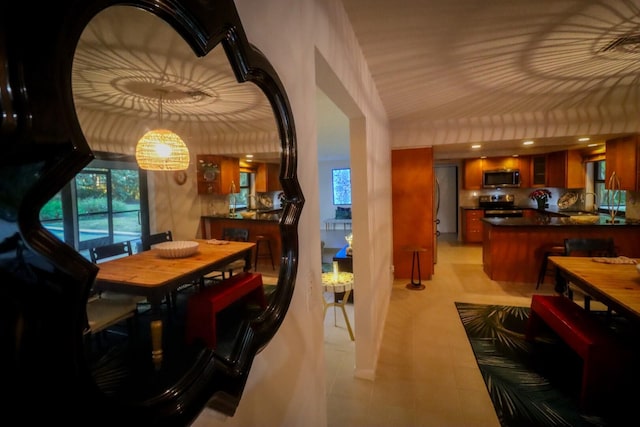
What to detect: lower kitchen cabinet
<box><xmin>462</xmin><ymin>208</ymin><xmax>484</xmax><ymax>243</ymax></box>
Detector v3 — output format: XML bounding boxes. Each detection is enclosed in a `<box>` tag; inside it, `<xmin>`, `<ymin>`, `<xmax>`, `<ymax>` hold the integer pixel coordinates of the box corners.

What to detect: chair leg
<box><xmin>536</xmin><ymin>255</ymin><xmax>548</xmax><ymax>289</ymax></box>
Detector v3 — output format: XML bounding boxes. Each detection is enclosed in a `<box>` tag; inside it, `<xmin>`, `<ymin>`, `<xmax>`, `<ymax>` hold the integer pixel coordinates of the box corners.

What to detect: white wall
<box><xmin>181</xmin><ymin>1</ymin><xmax>394</xmax><ymax>426</ymax></box>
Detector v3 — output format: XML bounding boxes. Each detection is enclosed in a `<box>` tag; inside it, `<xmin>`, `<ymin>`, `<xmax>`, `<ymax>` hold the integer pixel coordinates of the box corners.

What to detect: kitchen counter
<box><xmin>482</xmin><ymin>215</ymin><xmax>637</xmax><ymax>226</ymax></box>
<box><xmin>481</xmin><ymin>216</ymin><xmax>640</xmax><ymax>284</ymax></box>
<box><xmin>200</xmin><ymin>216</ymin><xmax>282</xmax><ymax>269</ymax></box>
<box><xmin>203</xmin><ymin>209</ymin><xmax>281</xmax><ymax>222</ymax></box>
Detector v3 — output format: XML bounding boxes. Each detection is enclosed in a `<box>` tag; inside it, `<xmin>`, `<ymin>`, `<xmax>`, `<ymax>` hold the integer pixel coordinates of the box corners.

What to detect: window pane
<box><xmin>332</xmin><ymin>168</ymin><xmax>352</xmax><ymax>205</ymax></box>
<box><xmin>596</xmin><ymin>160</ymin><xmax>606</xmax><ymax>180</ymax></box>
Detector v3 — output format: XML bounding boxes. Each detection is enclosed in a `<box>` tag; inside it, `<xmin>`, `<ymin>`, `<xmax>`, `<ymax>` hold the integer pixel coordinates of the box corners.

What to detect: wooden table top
<box><xmin>548</xmin><ymin>256</ymin><xmax>640</xmax><ymax>321</ymax></box>
<box><xmin>95</xmin><ymin>239</ymin><xmax>255</xmax><ymax>295</ymax></box>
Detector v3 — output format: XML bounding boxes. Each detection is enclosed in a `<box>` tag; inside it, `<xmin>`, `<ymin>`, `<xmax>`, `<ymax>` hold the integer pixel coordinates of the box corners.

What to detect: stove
<box><xmin>478</xmin><ymin>194</ymin><xmax>524</xmax><ymax>218</ymax></box>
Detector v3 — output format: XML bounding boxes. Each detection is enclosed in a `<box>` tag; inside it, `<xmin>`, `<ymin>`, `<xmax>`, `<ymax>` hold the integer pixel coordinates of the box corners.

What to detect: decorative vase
<box><xmin>536</xmin><ymin>198</ymin><xmax>546</xmax><ymax>210</ymax></box>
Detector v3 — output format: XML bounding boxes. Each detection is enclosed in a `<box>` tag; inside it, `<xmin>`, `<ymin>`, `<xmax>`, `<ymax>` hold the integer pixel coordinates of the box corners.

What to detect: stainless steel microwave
<box><xmin>482</xmin><ymin>169</ymin><xmax>520</xmax><ymax>188</ymax></box>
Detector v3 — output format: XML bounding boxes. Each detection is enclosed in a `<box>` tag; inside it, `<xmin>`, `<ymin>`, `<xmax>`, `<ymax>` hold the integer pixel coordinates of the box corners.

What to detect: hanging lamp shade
<box><xmin>135</xmin><ymin>89</ymin><xmax>190</xmax><ymax>171</ymax></box>
<box><xmin>136</xmin><ymin>128</ymin><xmax>190</xmax><ymax>170</ymax></box>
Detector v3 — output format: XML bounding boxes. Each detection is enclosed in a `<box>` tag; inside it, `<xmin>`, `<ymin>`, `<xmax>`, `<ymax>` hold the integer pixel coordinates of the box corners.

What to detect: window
<box><xmin>332</xmin><ymin>168</ymin><xmax>352</xmax><ymax>205</ymax></box>
<box><xmin>39</xmin><ymin>156</ymin><xmax>148</xmax><ymax>258</ymax></box>
<box><xmin>594</xmin><ymin>160</ymin><xmax>625</xmax><ymax>214</ymax></box>
<box><xmin>231</xmin><ymin>171</ymin><xmax>251</xmax><ymax>209</ymax></box>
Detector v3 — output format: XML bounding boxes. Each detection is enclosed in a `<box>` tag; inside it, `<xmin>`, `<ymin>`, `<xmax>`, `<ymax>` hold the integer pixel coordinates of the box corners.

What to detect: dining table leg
<box><xmin>149</xmin><ymin>297</ymin><xmax>164</xmax><ymax>370</ymax></box>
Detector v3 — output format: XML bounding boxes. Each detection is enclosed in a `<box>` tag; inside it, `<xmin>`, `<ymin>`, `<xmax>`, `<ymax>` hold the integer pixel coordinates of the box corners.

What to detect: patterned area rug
<box><xmin>455</xmin><ymin>302</ymin><xmax>640</xmax><ymax>427</ymax></box>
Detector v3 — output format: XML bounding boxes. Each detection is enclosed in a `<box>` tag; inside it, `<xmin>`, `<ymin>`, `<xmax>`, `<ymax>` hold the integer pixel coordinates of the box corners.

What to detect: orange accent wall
<box><xmin>391</xmin><ymin>148</ymin><xmax>434</xmax><ymax>280</ymax></box>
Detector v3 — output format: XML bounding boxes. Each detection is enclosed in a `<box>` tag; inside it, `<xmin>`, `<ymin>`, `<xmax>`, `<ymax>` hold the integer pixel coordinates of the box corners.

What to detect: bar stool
<box><xmin>536</xmin><ymin>244</ymin><xmax>565</xmax><ymax>289</ymax></box>
<box><xmin>254</xmin><ymin>234</ymin><xmax>275</xmax><ymax>271</ymax></box>
<box><xmin>404</xmin><ymin>245</ymin><xmax>427</xmax><ymax>290</ymax></box>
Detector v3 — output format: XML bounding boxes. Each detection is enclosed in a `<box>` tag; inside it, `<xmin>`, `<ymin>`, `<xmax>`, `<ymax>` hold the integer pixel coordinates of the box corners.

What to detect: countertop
<box><xmin>482</xmin><ymin>216</ymin><xmax>638</xmax><ymax>226</ymax></box>
<box><xmin>202</xmin><ymin>211</ymin><xmax>281</xmax><ymax>222</ymax></box>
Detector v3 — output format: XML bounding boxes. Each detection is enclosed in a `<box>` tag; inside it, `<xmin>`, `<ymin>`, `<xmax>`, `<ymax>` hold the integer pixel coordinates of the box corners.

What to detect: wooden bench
<box><xmin>525</xmin><ymin>295</ymin><xmax>627</xmax><ymax>408</ymax></box>
<box><xmin>185</xmin><ymin>272</ymin><xmax>267</xmax><ymax>349</ymax></box>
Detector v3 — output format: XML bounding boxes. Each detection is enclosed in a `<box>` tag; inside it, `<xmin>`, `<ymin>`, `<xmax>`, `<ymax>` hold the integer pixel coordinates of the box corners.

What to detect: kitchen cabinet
<box><xmin>463</xmin><ymin>158</ymin><xmax>483</xmax><ymax>189</ymax></box>
<box><xmin>482</xmin><ymin>156</ymin><xmax>519</xmax><ymax>171</ymax></box>
<box><xmin>200</xmin><ymin>216</ymin><xmax>282</xmax><ymax>269</ymax></box>
<box><xmin>255</xmin><ymin>162</ymin><xmax>281</xmax><ymax>192</ymax></box>
<box><xmin>391</xmin><ymin>148</ymin><xmax>434</xmax><ymax>280</ymax></box>
<box><xmin>518</xmin><ymin>155</ymin><xmax>531</xmax><ymax>188</ymax></box>
<box><xmin>605</xmin><ymin>134</ymin><xmax>640</xmax><ymax>191</ymax></box>
<box><xmin>462</xmin><ymin>208</ymin><xmax>484</xmax><ymax>243</ymax></box>
<box><xmin>197</xmin><ymin>155</ymin><xmax>240</xmax><ymax>195</ymax></box>
<box><xmin>531</xmin><ymin>155</ymin><xmax>547</xmax><ymax>186</ymax></box>
<box><xmin>546</xmin><ymin>150</ymin><xmax>584</xmax><ymax>188</ymax></box>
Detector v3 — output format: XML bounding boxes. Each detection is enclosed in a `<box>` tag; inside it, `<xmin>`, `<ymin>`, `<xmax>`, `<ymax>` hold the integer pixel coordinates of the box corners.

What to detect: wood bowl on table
<box><xmin>153</xmin><ymin>240</ymin><xmax>199</xmax><ymax>258</ymax></box>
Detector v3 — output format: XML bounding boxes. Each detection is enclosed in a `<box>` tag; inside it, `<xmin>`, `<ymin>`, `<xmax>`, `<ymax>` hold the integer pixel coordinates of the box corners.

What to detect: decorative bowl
<box><xmin>568</xmin><ymin>215</ymin><xmax>600</xmax><ymax>224</ymax></box>
<box><xmin>153</xmin><ymin>240</ymin><xmax>199</xmax><ymax>258</ymax></box>
<box><xmin>240</xmin><ymin>211</ymin><xmax>256</xmax><ymax>219</ymax></box>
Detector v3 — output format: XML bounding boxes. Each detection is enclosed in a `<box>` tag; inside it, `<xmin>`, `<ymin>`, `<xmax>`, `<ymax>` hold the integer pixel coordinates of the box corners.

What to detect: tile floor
<box><xmin>323</xmin><ymin>233</ymin><xmax>560</xmax><ymax>427</ymax></box>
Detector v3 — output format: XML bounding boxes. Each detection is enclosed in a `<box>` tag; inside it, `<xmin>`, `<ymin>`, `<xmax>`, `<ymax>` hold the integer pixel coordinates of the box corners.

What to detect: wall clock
<box><xmin>174</xmin><ymin>170</ymin><xmax>187</xmax><ymax>185</ymax></box>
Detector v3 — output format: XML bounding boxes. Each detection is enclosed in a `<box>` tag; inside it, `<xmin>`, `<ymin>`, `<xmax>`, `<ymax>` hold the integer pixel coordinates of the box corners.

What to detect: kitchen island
<box><xmin>481</xmin><ymin>215</ymin><xmax>640</xmax><ymax>284</ymax></box>
<box><xmin>200</xmin><ymin>214</ymin><xmax>282</xmax><ymax>269</ymax></box>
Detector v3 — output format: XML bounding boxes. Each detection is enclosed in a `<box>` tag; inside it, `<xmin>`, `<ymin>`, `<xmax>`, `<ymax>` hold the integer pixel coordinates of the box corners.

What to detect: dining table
<box><xmin>548</xmin><ymin>256</ymin><xmax>640</xmax><ymax>323</ymax></box>
<box><xmin>93</xmin><ymin>239</ymin><xmax>255</xmax><ymax>368</ymax></box>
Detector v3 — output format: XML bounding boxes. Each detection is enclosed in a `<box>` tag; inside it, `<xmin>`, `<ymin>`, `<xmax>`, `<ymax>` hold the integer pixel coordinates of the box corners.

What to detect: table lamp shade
<box><xmin>136</xmin><ymin>128</ymin><xmax>190</xmax><ymax>170</ymax></box>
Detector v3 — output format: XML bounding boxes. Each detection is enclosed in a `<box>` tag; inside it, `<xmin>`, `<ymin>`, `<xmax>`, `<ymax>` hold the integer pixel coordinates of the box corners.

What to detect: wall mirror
<box><xmin>0</xmin><ymin>0</ymin><xmax>302</xmax><ymax>425</ymax></box>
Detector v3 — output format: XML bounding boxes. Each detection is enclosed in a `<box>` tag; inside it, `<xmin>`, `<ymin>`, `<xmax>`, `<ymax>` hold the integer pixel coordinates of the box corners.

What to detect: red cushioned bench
<box><xmin>185</xmin><ymin>272</ymin><xmax>267</xmax><ymax>349</ymax></box>
<box><xmin>525</xmin><ymin>295</ymin><xmax>627</xmax><ymax>408</ymax></box>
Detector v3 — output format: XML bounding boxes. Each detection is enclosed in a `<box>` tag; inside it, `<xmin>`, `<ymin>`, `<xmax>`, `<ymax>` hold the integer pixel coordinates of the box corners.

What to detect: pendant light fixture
<box><xmin>135</xmin><ymin>89</ymin><xmax>190</xmax><ymax>171</ymax></box>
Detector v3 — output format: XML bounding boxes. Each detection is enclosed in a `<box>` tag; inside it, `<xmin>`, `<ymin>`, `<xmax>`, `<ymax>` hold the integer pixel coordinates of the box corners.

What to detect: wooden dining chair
<box><xmin>563</xmin><ymin>237</ymin><xmax>616</xmax><ymax>312</ymax></box>
<box><xmin>86</xmin><ymin>240</ymin><xmax>141</xmax><ymax>344</ymax></box>
<box><xmin>89</xmin><ymin>240</ymin><xmax>133</xmax><ymax>263</ymax></box>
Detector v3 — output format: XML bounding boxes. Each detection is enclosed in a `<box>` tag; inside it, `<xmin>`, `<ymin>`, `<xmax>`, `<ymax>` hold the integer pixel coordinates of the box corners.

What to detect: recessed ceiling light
<box><xmin>587</xmin><ymin>143</ymin><xmax>598</xmax><ymax>147</ymax></box>
<box><xmin>512</xmin><ymin>154</ymin><xmax>519</xmax><ymax>157</ymax></box>
<box><xmin>578</xmin><ymin>137</ymin><xmax>590</xmax><ymax>142</ymax></box>
<box><xmin>471</xmin><ymin>144</ymin><xmax>481</xmax><ymax>149</ymax></box>
<box><xmin>523</xmin><ymin>140</ymin><xmax>534</xmax><ymax>145</ymax></box>
<box><xmin>246</xmin><ymin>154</ymin><xmax>254</xmax><ymax>158</ymax></box>
<box><xmin>480</xmin><ymin>156</ymin><xmax>487</xmax><ymax>159</ymax></box>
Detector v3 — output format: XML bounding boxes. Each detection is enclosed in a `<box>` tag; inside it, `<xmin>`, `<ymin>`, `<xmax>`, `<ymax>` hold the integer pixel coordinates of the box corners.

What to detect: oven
<box><xmin>479</xmin><ymin>194</ymin><xmax>523</xmax><ymax>218</ymax></box>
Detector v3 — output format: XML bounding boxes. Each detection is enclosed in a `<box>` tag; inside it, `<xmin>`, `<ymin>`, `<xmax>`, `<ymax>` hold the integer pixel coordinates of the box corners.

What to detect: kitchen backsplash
<box><xmin>460</xmin><ymin>188</ymin><xmax>640</xmax><ymax>220</ymax></box>
<box><xmin>201</xmin><ymin>190</ymin><xmax>282</xmax><ymax>217</ymax></box>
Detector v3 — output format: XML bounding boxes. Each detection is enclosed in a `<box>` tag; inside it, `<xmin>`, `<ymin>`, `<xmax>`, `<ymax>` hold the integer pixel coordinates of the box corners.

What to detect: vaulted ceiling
<box><xmin>341</xmin><ymin>0</ymin><xmax>640</xmax><ymax>160</ymax></box>
<box><xmin>73</xmin><ymin>2</ymin><xmax>640</xmax><ymax>164</ymax></box>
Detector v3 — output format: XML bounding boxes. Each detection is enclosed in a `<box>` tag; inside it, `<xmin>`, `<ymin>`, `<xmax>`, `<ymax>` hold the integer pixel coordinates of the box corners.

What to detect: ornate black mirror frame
<box><xmin>0</xmin><ymin>0</ymin><xmax>302</xmax><ymax>425</ymax></box>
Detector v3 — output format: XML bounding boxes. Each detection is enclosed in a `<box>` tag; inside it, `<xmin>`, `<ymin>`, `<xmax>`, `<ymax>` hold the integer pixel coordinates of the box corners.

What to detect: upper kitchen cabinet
<box><xmin>530</xmin><ymin>155</ymin><xmax>547</xmax><ymax>187</ymax></box>
<box><xmin>605</xmin><ymin>134</ymin><xmax>640</xmax><ymax>191</ymax></box>
<box><xmin>463</xmin><ymin>158</ymin><xmax>483</xmax><ymax>189</ymax></box>
<box><xmin>482</xmin><ymin>156</ymin><xmax>519</xmax><ymax>171</ymax></box>
<box><xmin>197</xmin><ymin>154</ymin><xmax>240</xmax><ymax>195</ymax></box>
<box><xmin>518</xmin><ymin>155</ymin><xmax>532</xmax><ymax>188</ymax></box>
<box><xmin>546</xmin><ymin>150</ymin><xmax>585</xmax><ymax>188</ymax></box>
<box><xmin>255</xmin><ymin>162</ymin><xmax>281</xmax><ymax>192</ymax></box>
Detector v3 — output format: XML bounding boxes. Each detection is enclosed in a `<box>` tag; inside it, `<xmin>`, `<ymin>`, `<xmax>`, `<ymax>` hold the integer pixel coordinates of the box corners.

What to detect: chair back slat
<box><xmin>90</xmin><ymin>241</ymin><xmax>133</xmax><ymax>264</ymax></box>
<box><xmin>564</xmin><ymin>238</ymin><xmax>616</xmax><ymax>258</ymax></box>
<box><xmin>148</xmin><ymin>230</ymin><xmax>173</xmax><ymax>247</ymax></box>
